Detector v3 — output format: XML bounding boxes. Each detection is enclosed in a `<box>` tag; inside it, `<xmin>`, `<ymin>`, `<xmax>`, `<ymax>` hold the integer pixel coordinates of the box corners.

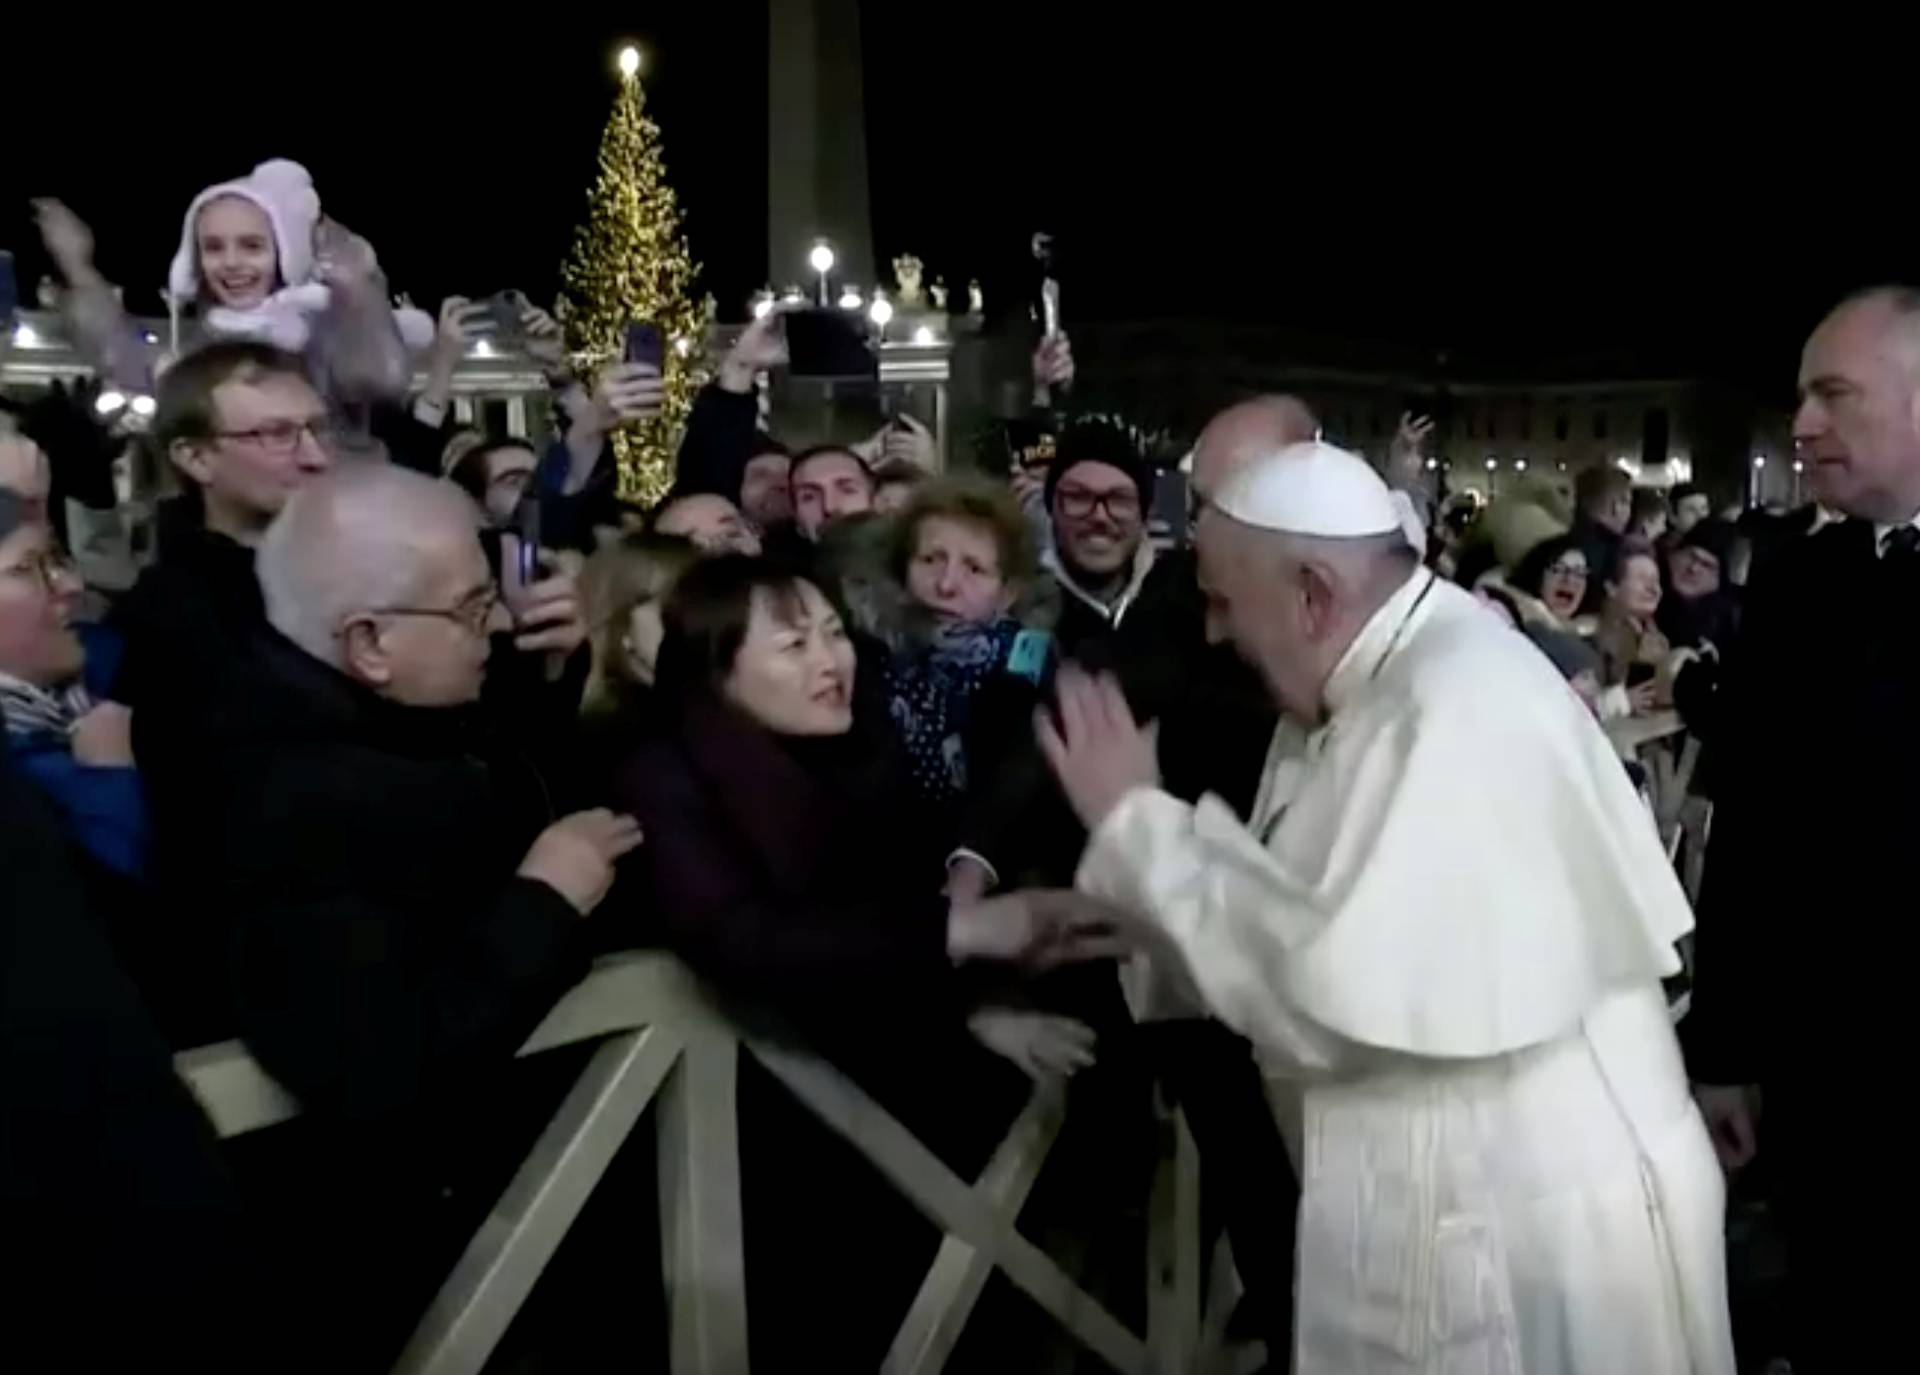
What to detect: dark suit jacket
<box><xmin>1685</xmin><ymin>519</ymin><xmax>1920</xmax><ymax>1349</ymax></box>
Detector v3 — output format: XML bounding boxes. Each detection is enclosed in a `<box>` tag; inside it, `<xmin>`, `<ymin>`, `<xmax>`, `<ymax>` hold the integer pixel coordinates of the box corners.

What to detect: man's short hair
<box><xmin>1574</xmin><ymin>464</ymin><xmax>1631</xmax><ymax>513</ymax></box>
<box><xmin>1835</xmin><ymin>283</ymin><xmax>1920</xmax><ymax>319</ymax></box>
<box><xmin>790</xmin><ymin>445</ymin><xmax>875</xmax><ymax>492</ymax></box>
<box><xmin>153</xmin><ymin>340</ymin><xmax>312</xmax><ymax>453</ymax></box>
<box><xmin>258</xmin><ymin>465</ymin><xmax>475</xmax><ymax>665</ymax></box>
<box><xmin>1834</xmin><ymin>285</ymin><xmax>1920</xmax><ymax>371</ymax></box>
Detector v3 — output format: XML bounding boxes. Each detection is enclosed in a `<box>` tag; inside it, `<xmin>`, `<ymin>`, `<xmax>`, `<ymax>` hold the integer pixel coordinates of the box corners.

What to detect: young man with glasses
<box><xmin>1040</xmin><ymin>419</ymin><xmax>1159</xmax><ymax>654</ymax></box>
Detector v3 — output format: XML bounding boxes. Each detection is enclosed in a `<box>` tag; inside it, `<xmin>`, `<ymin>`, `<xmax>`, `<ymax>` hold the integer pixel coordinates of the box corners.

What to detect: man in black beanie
<box><xmin>1040</xmin><ymin>417</ymin><xmax>1159</xmax><ymax>654</ymax></box>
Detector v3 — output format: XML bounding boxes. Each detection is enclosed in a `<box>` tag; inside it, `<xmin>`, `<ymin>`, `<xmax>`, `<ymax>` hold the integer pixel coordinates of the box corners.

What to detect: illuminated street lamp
<box><xmin>809</xmin><ymin>241</ymin><xmax>835</xmax><ymax>306</ymax></box>
<box><xmin>838</xmin><ymin>286</ymin><xmax>863</xmax><ymax>311</ymax></box>
<box><xmin>868</xmin><ymin>293</ymin><xmax>894</xmax><ymax>337</ymax></box>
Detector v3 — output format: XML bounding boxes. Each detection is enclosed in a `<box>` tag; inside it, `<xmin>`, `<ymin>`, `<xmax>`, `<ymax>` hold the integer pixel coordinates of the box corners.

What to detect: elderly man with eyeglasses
<box><xmin>104</xmin><ymin>341</ymin><xmax>598</xmax><ymax>1051</ymax></box>
<box><xmin>210</xmin><ymin>463</ymin><xmax>642</xmax><ymax>1369</ymax></box>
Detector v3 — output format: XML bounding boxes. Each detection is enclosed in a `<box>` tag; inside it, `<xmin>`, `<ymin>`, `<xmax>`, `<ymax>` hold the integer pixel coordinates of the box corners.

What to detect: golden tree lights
<box><xmin>559</xmin><ymin>46</ymin><xmax>712</xmax><ymax>503</ymax></box>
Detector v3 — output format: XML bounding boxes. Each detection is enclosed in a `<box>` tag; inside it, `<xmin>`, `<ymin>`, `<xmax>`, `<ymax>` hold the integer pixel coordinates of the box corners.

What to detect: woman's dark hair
<box><xmin>653</xmin><ymin>554</ymin><xmax>821</xmax><ymax>704</ymax></box>
<box><xmin>1509</xmin><ymin>534</ymin><xmax>1584</xmax><ymax>599</ymax></box>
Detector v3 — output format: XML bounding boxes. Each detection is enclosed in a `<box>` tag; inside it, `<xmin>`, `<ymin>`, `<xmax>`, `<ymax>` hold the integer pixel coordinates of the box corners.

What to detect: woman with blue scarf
<box><xmin>879</xmin><ymin>476</ymin><xmax>1054</xmax><ymax>832</ymax></box>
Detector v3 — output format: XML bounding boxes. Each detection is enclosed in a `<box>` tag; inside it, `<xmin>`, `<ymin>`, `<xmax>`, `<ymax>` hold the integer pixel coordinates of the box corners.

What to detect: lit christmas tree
<box><xmin>559</xmin><ymin>46</ymin><xmax>712</xmax><ymax>502</ymax></box>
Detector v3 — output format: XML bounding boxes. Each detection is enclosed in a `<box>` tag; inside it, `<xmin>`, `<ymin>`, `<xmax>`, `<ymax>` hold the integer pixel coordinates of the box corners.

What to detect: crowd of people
<box><xmin>3</xmin><ymin>158</ymin><xmax>1915</xmax><ymax>1374</ymax></box>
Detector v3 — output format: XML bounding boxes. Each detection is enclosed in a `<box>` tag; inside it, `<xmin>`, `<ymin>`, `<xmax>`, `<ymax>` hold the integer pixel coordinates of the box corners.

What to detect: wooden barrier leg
<box><xmin>392</xmin><ymin>1027</ymin><xmax>683</xmax><ymax>1375</ymax></box>
<box><xmin>657</xmin><ymin>1031</ymin><xmax>750</xmax><ymax>1375</ymax></box>
<box><xmin>882</xmin><ymin>1086</ymin><xmax>1067</xmax><ymax>1375</ymax></box>
<box><xmin>749</xmin><ymin>1041</ymin><xmax>1149</xmax><ymax>1375</ymax></box>
<box><xmin>1146</xmin><ymin>1099</ymin><xmax>1201</xmax><ymax>1375</ymax></box>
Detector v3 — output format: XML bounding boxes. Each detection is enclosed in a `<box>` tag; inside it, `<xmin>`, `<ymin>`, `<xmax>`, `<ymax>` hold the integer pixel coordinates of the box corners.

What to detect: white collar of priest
<box><xmin>1321</xmin><ymin>566</ymin><xmax>1436</xmax><ymax>718</ymax></box>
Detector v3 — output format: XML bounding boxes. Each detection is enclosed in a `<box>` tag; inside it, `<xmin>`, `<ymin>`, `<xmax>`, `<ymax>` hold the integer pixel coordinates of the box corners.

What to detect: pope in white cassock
<box><xmin>1037</xmin><ymin>442</ymin><xmax>1735</xmax><ymax>1374</ymax></box>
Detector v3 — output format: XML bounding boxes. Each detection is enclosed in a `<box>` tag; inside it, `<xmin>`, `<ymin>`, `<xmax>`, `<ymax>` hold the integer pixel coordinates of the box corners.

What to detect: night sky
<box><xmin>5</xmin><ymin>12</ymin><xmax>1912</xmax><ymax>404</ymax></box>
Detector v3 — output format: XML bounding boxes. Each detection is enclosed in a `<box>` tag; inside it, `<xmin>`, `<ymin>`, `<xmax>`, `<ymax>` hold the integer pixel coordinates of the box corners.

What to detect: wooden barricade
<box><xmin>174</xmin><ymin>952</ymin><xmax>1266</xmax><ymax>1375</ymax></box>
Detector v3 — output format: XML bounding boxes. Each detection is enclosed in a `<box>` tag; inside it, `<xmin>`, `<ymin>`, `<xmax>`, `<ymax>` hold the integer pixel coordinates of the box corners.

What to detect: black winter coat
<box><xmin>960</xmin><ymin>548</ymin><xmax>1277</xmax><ymax>886</ymax></box>
<box><xmin>214</xmin><ymin>631</ymin><xmax>588</xmax><ymax>1122</ymax></box>
<box><xmin>107</xmin><ymin>503</ymin><xmax>266</xmax><ymax>1044</ymax></box>
<box><xmin>1</xmin><ymin>741</ymin><xmax>251</xmax><ymax>1368</ymax></box>
<box><xmin>1685</xmin><ymin>519</ymin><xmax>1920</xmax><ymax>1360</ymax></box>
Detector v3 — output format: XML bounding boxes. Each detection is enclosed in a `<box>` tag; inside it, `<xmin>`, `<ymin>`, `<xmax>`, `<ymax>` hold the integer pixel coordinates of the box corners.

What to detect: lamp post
<box><xmin>809</xmin><ymin>242</ymin><xmax>835</xmax><ymax>307</ymax></box>
<box><xmin>868</xmin><ymin>292</ymin><xmax>894</xmax><ymax>340</ymax></box>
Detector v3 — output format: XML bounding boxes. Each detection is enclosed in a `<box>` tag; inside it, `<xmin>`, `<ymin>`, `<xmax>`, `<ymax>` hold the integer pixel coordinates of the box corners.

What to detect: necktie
<box><xmin>1881</xmin><ymin>525</ymin><xmax>1920</xmax><ymax>559</ymax></box>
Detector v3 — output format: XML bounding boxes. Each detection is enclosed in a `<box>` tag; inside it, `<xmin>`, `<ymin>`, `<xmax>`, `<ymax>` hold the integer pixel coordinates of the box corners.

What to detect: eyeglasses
<box><xmin>1055</xmin><ymin>486</ymin><xmax>1142</xmax><ymax>522</ymax></box>
<box><xmin>1546</xmin><ymin>560</ymin><xmax>1589</xmax><ymax>579</ymax></box>
<box><xmin>0</xmin><ymin>549</ymin><xmax>77</xmax><ymax>594</ymax></box>
<box><xmin>358</xmin><ymin>589</ymin><xmax>500</xmax><ymax>636</ymax></box>
<box><xmin>210</xmin><ymin>417</ymin><xmax>338</xmax><ymax>453</ymax></box>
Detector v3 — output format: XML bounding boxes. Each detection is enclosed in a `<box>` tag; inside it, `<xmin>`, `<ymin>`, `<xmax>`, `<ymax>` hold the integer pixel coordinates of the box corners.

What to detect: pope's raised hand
<box><xmin>1035</xmin><ymin>666</ymin><xmax>1160</xmax><ymax>831</ymax></box>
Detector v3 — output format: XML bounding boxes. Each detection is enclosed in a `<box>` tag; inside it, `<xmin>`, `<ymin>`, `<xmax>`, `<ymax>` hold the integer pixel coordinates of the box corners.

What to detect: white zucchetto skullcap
<box><xmin>1212</xmin><ymin>440</ymin><xmax>1426</xmax><ymax>556</ymax></box>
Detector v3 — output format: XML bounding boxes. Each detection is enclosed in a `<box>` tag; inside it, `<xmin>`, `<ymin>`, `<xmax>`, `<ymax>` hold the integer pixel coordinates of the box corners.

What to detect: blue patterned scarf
<box><xmin>884</xmin><ymin>618</ymin><xmax>1027</xmax><ymax>804</ymax></box>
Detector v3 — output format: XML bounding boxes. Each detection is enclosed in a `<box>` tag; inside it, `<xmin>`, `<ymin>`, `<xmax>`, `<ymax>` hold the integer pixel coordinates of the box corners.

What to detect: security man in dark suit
<box><xmin>1687</xmin><ymin>285</ymin><xmax>1920</xmax><ymax>1367</ymax></box>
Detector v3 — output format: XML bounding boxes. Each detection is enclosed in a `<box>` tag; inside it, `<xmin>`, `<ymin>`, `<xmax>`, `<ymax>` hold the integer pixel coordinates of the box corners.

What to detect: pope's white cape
<box><xmin>1078</xmin><ymin>570</ymin><xmax>1735</xmax><ymax>1373</ymax></box>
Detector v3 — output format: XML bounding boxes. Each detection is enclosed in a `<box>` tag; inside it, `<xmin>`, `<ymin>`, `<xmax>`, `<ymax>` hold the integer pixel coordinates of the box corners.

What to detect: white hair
<box><xmin>257</xmin><ymin>464</ymin><xmax>480</xmax><ymax>664</ymax></box>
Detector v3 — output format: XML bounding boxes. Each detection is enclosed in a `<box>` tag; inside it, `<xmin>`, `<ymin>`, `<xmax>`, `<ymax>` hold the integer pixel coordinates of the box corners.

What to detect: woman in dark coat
<box><xmin>612</xmin><ymin>555</ymin><xmax>1107</xmax><ymax>1089</ymax></box>
<box><xmin>610</xmin><ymin>555</ymin><xmax>1110</xmax><ymax>1367</ymax></box>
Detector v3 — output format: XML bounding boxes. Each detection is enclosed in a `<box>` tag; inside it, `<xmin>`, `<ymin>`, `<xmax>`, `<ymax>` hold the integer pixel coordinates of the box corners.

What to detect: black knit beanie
<box><xmin>1043</xmin><ymin>417</ymin><xmax>1155</xmax><ymax>511</ymax></box>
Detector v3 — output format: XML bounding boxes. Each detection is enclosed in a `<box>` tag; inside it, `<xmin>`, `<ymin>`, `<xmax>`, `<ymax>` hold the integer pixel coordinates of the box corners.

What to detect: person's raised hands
<box><xmin>312</xmin><ymin>217</ymin><xmax>380</xmax><ymax>292</ymax></box>
<box><xmin>32</xmin><ymin>199</ymin><xmax>97</xmax><ymax>283</ymax></box>
<box><xmin>1032</xmin><ymin>332</ymin><xmax>1074</xmax><ymax>403</ymax></box>
<box><xmin>718</xmin><ymin>311</ymin><xmax>790</xmax><ymax>393</ymax></box>
<box><xmin>519</xmin><ymin>302</ymin><xmax>568</xmax><ymax>372</ymax></box>
<box><xmin>505</xmin><ymin>549</ymin><xmax>589</xmax><ymax>666</ymax></box>
<box><xmin>433</xmin><ymin>296</ymin><xmax>489</xmax><ymax>363</ymax></box>
<box><xmin>593</xmin><ymin>362</ymin><xmax>665</xmax><ymax>428</ymax></box>
<box><xmin>879</xmin><ymin>413</ymin><xmax>936</xmax><ymax>472</ymax></box>
<box><xmin>518</xmin><ymin>809</ymin><xmax>645</xmax><ymax>917</ymax></box>
<box><xmin>1035</xmin><ymin>667</ymin><xmax>1160</xmax><ymax>830</ymax></box>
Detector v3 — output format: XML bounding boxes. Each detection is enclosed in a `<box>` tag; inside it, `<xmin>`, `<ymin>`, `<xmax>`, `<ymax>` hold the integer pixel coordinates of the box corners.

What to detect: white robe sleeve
<box><xmin>1081</xmin><ymin>665</ymin><xmax>1687</xmax><ymax>1061</ymax></box>
<box><xmin>1080</xmin><ymin>789</ymin><xmax>1356</xmax><ymax>1075</ymax></box>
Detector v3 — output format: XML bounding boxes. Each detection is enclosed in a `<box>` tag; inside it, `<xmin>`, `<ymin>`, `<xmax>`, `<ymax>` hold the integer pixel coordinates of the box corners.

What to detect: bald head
<box><xmin>1796</xmin><ymin>284</ymin><xmax>1920</xmax><ymax>523</ymax></box>
<box><xmin>1190</xmin><ymin>396</ymin><xmax>1319</xmax><ymax>505</ymax></box>
<box><xmin>259</xmin><ymin>465</ymin><xmax>486</xmax><ymax>670</ymax></box>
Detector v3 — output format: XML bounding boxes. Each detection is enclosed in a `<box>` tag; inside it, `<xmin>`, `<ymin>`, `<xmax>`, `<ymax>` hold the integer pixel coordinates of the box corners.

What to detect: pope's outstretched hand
<box><xmin>1036</xmin><ymin>667</ymin><xmax>1160</xmax><ymax>830</ymax></box>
